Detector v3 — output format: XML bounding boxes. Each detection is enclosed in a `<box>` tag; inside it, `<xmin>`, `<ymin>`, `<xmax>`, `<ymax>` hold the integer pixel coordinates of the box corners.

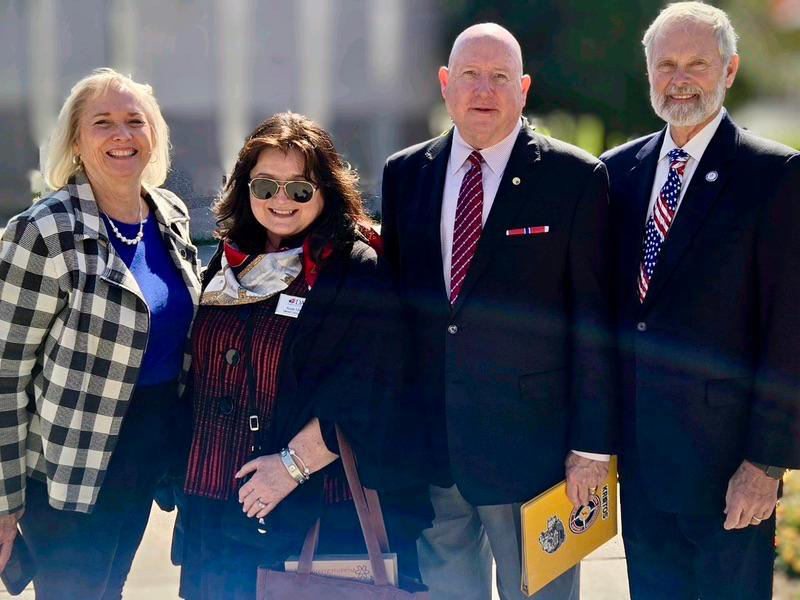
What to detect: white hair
<box><xmin>44</xmin><ymin>67</ymin><xmax>171</xmax><ymax>190</ymax></box>
<box><xmin>642</xmin><ymin>1</ymin><xmax>738</xmax><ymax>66</ymax></box>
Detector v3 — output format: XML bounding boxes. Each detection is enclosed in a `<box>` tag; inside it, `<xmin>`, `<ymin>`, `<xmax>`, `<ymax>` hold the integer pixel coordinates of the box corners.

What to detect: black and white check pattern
<box><xmin>0</xmin><ymin>173</ymin><xmax>200</xmax><ymax>514</ymax></box>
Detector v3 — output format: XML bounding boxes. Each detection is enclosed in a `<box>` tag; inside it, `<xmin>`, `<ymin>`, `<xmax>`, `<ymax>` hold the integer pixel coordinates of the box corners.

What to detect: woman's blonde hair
<box><xmin>44</xmin><ymin>67</ymin><xmax>171</xmax><ymax>190</ymax></box>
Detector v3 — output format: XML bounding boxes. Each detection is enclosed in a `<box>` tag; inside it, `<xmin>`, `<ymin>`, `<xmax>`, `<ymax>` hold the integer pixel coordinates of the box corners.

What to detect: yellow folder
<box><xmin>520</xmin><ymin>457</ymin><xmax>618</xmax><ymax>596</ymax></box>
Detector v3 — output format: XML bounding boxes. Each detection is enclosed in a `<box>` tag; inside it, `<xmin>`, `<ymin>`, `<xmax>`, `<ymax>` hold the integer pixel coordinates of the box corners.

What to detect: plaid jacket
<box><xmin>0</xmin><ymin>173</ymin><xmax>201</xmax><ymax>514</ymax></box>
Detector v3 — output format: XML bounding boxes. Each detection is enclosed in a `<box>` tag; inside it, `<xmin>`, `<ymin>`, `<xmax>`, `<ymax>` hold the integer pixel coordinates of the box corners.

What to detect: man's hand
<box><xmin>723</xmin><ymin>460</ymin><xmax>779</xmax><ymax>530</ymax></box>
<box><xmin>565</xmin><ymin>453</ymin><xmax>609</xmax><ymax>507</ymax></box>
<box><xmin>0</xmin><ymin>512</ymin><xmax>21</xmax><ymax>573</ymax></box>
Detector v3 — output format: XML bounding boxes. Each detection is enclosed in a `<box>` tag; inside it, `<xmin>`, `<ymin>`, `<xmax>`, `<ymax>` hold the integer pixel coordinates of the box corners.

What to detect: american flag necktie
<box><xmin>638</xmin><ymin>147</ymin><xmax>690</xmax><ymax>303</ymax></box>
<box><xmin>450</xmin><ymin>150</ymin><xmax>484</xmax><ymax>304</ymax></box>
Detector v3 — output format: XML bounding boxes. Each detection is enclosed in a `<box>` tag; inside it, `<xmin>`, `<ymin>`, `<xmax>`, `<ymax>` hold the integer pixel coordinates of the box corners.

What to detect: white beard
<box><xmin>650</xmin><ymin>75</ymin><xmax>727</xmax><ymax>127</ymax></box>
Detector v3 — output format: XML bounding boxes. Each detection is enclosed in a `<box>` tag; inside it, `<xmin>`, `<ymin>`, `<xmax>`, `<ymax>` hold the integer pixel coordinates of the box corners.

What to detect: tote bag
<box><xmin>257</xmin><ymin>425</ymin><xmax>429</xmax><ymax>599</ymax></box>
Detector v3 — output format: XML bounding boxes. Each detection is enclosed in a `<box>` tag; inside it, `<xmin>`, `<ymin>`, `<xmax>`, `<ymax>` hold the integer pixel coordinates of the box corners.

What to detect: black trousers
<box><xmin>620</xmin><ymin>470</ymin><xmax>775</xmax><ymax>600</ymax></box>
<box><xmin>20</xmin><ymin>381</ymin><xmax>177</xmax><ymax>600</ymax></box>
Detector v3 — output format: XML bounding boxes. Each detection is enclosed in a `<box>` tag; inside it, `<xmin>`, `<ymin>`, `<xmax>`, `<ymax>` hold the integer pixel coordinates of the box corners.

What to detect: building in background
<box><xmin>0</xmin><ymin>0</ymin><xmax>442</xmax><ymax>237</ymax></box>
<box><xmin>3</xmin><ymin>0</ymin><xmax>797</xmax><ymax>238</ymax></box>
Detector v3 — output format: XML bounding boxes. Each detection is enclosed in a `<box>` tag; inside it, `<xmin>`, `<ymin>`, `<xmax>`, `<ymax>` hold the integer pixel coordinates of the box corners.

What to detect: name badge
<box><xmin>275</xmin><ymin>294</ymin><xmax>306</xmax><ymax>318</ymax></box>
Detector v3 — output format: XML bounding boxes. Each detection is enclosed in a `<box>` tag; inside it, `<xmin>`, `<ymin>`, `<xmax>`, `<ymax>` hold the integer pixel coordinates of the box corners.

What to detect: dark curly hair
<box><xmin>214</xmin><ymin>112</ymin><xmax>371</xmax><ymax>262</ymax></box>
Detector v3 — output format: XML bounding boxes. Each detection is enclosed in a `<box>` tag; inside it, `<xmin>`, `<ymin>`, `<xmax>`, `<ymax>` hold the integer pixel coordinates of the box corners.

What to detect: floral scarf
<box><xmin>200</xmin><ymin>226</ymin><xmax>381</xmax><ymax>306</ymax></box>
<box><xmin>200</xmin><ymin>242</ymin><xmax>303</xmax><ymax>306</ymax></box>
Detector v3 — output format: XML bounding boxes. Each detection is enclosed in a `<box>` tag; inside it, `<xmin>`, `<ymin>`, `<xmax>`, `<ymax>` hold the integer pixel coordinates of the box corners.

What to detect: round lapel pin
<box><xmin>705</xmin><ymin>171</ymin><xmax>718</xmax><ymax>182</ymax></box>
<box><xmin>512</xmin><ymin>177</ymin><xmax>521</xmax><ymax>186</ymax></box>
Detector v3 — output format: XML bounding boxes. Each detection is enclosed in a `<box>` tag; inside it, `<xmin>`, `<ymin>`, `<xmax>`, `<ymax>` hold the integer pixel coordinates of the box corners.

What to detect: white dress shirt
<box><xmin>645</xmin><ymin>108</ymin><xmax>726</xmax><ymax>224</ymax></box>
<box><xmin>440</xmin><ymin>120</ymin><xmax>522</xmax><ymax>295</ymax></box>
<box><xmin>439</xmin><ymin>119</ymin><xmax>608</xmax><ymax>463</ymax></box>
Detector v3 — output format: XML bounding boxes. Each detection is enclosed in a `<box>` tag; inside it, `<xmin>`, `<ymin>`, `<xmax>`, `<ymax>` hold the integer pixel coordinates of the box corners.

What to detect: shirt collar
<box><xmin>450</xmin><ymin>119</ymin><xmax>522</xmax><ymax>176</ymax></box>
<box><xmin>659</xmin><ymin>107</ymin><xmax>726</xmax><ymax>162</ymax></box>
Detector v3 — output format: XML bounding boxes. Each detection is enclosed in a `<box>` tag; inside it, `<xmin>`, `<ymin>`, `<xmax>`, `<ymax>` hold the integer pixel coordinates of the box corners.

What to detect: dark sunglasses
<box><xmin>248</xmin><ymin>177</ymin><xmax>317</xmax><ymax>203</ymax></box>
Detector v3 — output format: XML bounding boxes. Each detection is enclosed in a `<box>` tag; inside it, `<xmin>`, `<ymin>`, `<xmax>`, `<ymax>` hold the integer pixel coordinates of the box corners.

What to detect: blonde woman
<box><xmin>0</xmin><ymin>68</ymin><xmax>200</xmax><ymax>599</ymax></box>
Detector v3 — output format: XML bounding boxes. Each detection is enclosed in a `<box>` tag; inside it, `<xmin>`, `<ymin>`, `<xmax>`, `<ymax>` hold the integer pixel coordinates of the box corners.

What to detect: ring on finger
<box><xmin>589</xmin><ymin>487</ymin><xmax>597</xmax><ymax>495</ymax></box>
<box><xmin>257</xmin><ymin>499</ymin><xmax>266</xmax><ymax>509</ymax></box>
<box><xmin>750</xmin><ymin>516</ymin><xmax>762</xmax><ymax>524</ymax></box>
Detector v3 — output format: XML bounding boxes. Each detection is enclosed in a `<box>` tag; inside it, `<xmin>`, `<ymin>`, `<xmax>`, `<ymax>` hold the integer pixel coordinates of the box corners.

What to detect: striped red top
<box><xmin>184</xmin><ymin>274</ymin><xmax>308</xmax><ymax>500</ymax></box>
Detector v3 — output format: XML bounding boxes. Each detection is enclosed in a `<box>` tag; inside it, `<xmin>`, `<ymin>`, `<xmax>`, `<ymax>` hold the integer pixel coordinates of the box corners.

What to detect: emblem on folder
<box><xmin>538</xmin><ymin>516</ymin><xmax>566</xmax><ymax>554</ymax></box>
<box><xmin>569</xmin><ymin>494</ymin><xmax>600</xmax><ymax>534</ymax></box>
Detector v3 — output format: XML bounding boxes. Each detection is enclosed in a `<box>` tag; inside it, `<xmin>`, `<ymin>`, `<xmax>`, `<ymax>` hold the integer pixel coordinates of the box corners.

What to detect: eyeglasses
<box><xmin>248</xmin><ymin>178</ymin><xmax>317</xmax><ymax>203</ymax></box>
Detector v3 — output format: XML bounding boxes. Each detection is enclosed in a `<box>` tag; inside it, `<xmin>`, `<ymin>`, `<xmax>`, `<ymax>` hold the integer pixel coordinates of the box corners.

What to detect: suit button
<box><xmin>224</xmin><ymin>348</ymin><xmax>241</xmax><ymax>366</ymax></box>
<box><xmin>637</xmin><ymin>322</ymin><xmax>647</xmax><ymax>332</ymax></box>
<box><xmin>180</xmin><ymin>248</ymin><xmax>188</xmax><ymax>259</ymax></box>
<box><xmin>219</xmin><ymin>396</ymin><xmax>234</xmax><ymax>416</ymax></box>
<box><xmin>447</xmin><ymin>324</ymin><xmax>458</xmax><ymax>335</ymax></box>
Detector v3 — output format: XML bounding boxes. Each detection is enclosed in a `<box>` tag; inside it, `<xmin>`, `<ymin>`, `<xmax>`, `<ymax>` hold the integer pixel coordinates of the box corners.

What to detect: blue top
<box><xmin>102</xmin><ymin>207</ymin><xmax>193</xmax><ymax>386</ymax></box>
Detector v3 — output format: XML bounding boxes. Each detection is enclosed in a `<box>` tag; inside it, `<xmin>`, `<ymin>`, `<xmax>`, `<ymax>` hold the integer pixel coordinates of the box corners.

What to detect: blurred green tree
<box><xmin>725</xmin><ymin>0</ymin><xmax>800</xmax><ymax>98</ymax></box>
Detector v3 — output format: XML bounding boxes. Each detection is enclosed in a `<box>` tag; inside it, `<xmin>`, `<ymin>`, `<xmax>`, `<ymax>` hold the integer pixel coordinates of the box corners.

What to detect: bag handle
<box><xmin>296</xmin><ymin>426</ymin><xmax>391</xmax><ymax>586</ymax></box>
<box><xmin>364</xmin><ymin>488</ymin><xmax>389</xmax><ymax>552</ymax></box>
<box><xmin>243</xmin><ymin>306</ymin><xmax>264</xmax><ymax>455</ymax></box>
<box><xmin>335</xmin><ymin>426</ymin><xmax>392</xmax><ymax>585</ymax></box>
<box><xmin>297</xmin><ymin>518</ymin><xmax>321</xmax><ymax>574</ymax></box>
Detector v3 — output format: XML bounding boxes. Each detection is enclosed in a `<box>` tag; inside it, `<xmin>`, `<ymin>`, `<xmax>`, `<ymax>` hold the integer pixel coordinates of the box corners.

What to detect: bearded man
<box><xmin>601</xmin><ymin>2</ymin><xmax>800</xmax><ymax>599</ymax></box>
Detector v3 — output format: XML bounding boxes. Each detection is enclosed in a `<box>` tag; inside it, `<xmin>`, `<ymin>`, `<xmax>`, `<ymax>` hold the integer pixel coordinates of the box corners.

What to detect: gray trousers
<box><xmin>418</xmin><ymin>484</ymin><xmax>579</xmax><ymax>600</ymax></box>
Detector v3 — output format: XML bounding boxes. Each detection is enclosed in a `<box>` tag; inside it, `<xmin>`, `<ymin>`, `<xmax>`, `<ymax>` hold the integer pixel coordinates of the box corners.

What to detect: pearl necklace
<box><xmin>105</xmin><ymin>200</ymin><xmax>144</xmax><ymax>246</ymax></box>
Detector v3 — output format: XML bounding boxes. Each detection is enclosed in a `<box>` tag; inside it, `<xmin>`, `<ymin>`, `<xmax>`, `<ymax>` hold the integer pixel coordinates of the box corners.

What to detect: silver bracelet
<box><xmin>287</xmin><ymin>447</ymin><xmax>311</xmax><ymax>480</ymax></box>
<box><xmin>280</xmin><ymin>448</ymin><xmax>309</xmax><ymax>484</ymax></box>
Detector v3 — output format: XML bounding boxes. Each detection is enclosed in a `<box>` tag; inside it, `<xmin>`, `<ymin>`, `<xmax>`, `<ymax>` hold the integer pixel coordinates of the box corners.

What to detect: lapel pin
<box><xmin>512</xmin><ymin>177</ymin><xmax>521</xmax><ymax>186</ymax></box>
<box><xmin>705</xmin><ymin>171</ymin><xmax>718</xmax><ymax>182</ymax></box>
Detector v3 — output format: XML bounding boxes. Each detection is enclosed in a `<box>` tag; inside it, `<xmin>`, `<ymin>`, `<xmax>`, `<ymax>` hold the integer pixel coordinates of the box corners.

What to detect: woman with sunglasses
<box><xmin>177</xmin><ymin>112</ymin><xmax>429</xmax><ymax>599</ymax></box>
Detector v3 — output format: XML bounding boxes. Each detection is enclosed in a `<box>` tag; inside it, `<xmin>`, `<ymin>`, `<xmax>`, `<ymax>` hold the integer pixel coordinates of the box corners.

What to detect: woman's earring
<box><xmin>72</xmin><ymin>154</ymin><xmax>82</xmax><ymax>167</ymax></box>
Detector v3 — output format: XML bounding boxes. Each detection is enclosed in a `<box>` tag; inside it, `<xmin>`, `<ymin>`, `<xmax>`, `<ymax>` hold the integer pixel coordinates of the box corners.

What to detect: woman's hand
<box><xmin>235</xmin><ymin>454</ymin><xmax>298</xmax><ymax>519</ymax></box>
<box><xmin>0</xmin><ymin>511</ymin><xmax>21</xmax><ymax>573</ymax></box>
<box><xmin>234</xmin><ymin>419</ymin><xmax>337</xmax><ymax>519</ymax></box>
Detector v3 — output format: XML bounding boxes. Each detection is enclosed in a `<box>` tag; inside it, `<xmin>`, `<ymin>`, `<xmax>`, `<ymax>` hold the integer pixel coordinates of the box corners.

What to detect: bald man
<box><xmin>381</xmin><ymin>24</ymin><xmax>617</xmax><ymax>600</ymax></box>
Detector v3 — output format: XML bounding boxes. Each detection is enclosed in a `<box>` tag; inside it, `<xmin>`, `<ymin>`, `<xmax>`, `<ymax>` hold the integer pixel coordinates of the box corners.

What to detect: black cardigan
<box><xmin>195</xmin><ymin>238</ymin><xmax>422</xmax><ymax>492</ymax></box>
<box><xmin>165</xmin><ymin>238</ymin><xmax>432</xmax><ymax>577</ymax></box>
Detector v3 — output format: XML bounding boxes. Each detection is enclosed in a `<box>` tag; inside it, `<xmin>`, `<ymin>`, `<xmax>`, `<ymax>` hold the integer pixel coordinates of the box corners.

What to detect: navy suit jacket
<box><xmin>381</xmin><ymin>124</ymin><xmax>618</xmax><ymax>505</ymax></box>
<box><xmin>602</xmin><ymin>114</ymin><xmax>800</xmax><ymax>514</ymax></box>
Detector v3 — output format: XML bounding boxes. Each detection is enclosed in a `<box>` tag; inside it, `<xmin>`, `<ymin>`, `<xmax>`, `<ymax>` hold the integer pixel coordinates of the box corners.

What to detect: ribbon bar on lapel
<box><xmin>506</xmin><ymin>226</ymin><xmax>549</xmax><ymax>236</ymax></box>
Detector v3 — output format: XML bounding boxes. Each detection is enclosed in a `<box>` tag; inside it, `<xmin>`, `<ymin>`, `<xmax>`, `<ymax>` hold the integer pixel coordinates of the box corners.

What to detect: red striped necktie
<box><xmin>637</xmin><ymin>147</ymin><xmax>690</xmax><ymax>302</ymax></box>
<box><xmin>450</xmin><ymin>150</ymin><xmax>484</xmax><ymax>304</ymax></box>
